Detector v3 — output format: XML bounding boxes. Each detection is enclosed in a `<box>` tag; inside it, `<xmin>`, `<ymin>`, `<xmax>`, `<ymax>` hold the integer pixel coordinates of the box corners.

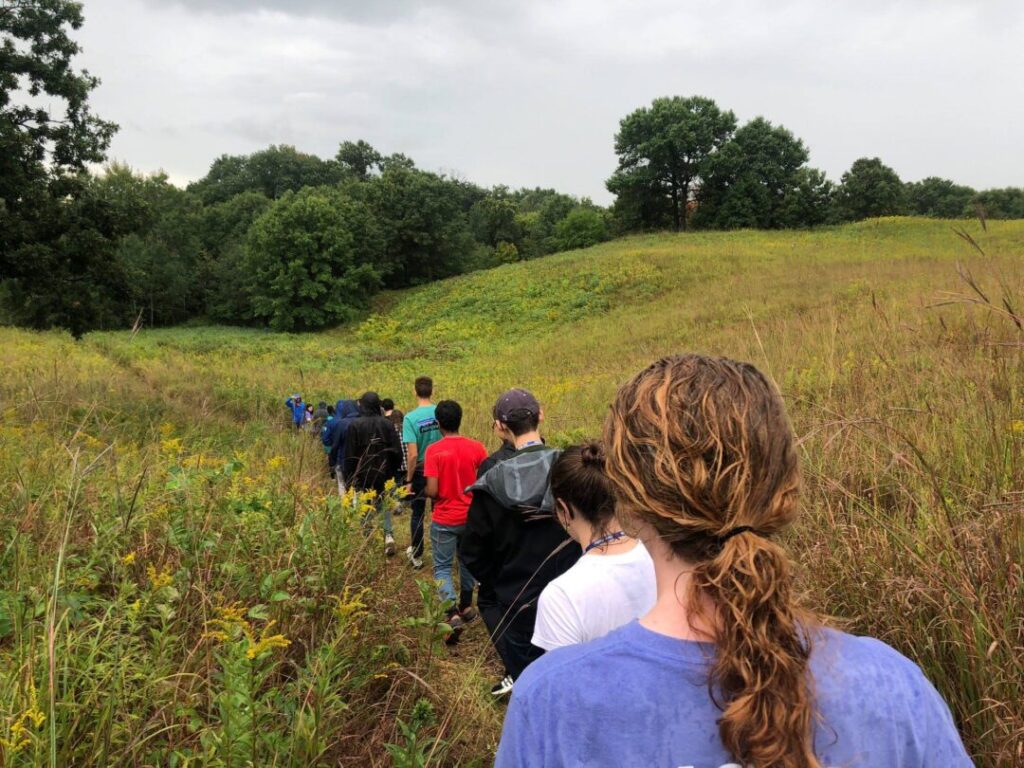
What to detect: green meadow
<box><xmin>1</xmin><ymin>217</ymin><xmax>1022</xmax><ymax>765</ymax></box>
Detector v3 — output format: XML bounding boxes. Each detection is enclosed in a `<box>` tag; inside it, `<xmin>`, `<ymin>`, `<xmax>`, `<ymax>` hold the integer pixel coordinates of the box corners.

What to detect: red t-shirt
<box><xmin>423</xmin><ymin>435</ymin><xmax>488</xmax><ymax>526</ymax></box>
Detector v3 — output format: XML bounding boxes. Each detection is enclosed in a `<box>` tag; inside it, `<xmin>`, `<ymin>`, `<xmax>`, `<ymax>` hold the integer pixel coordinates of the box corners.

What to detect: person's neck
<box><xmin>640</xmin><ymin>537</ymin><xmax>716</xmax><ymax>642</ymax></box>
<box><xmin>439</xmin><ymin>429</ymin><xmax>459</xmax><ymax>438</ymax></box>
<box><xmin>513</xmin><ymin>431</ymin><xmax>542</xmax><ymax>449</ymax></box>
<box><xmin>575</xmin><ymin>516</ymin><xmax>637</xmax><ymax>556</ymax></box>
<box><xmin>417</xmin><ymin>398</ymin><xmax>432</xmax><ymax>407</ymax></box>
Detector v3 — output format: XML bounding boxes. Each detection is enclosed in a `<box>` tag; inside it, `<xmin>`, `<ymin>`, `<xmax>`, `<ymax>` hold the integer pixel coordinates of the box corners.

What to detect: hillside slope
<box><xmin>1</xmin><ymin>217</ymin><xmax>1022</xmax><ymax>765</ymax></box>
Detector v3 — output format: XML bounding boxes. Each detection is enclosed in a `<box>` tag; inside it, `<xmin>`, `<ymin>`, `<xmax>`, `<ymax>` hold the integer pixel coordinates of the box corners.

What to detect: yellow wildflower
<box><xmin>121</xmin><ymin>552</ymin><xmax>136</xmax><ymax>565</ymax></box>
<box><xmin>0</xmin><ymin>680</ymin><xmax>45</xmax><ymax>755</ymax></box>
<box><xmin>267</xmin><ymin>455</ymin><xmax>286</xmax><ymax>471</ymax></box>
<box><xmin>204</xmin><ymin>604</ymin><xmax>290</xmax><ymax>660</ymax></box>
<box><xmin>246</xmin><ymin>621</ymin><xmax>291</xmax><ymax>659</ymax></box>
<box><xmin>1011</xmin><ymin>419</ymin><xmax>1024</xmax><ymax>433</ymax></box>
<box><xmin>146</xmin><ymin>564</ymin><xmax>174</xmax><ymax>590</ymax></box>
<box><xmin>160</xmin><ymin>437</ymin><xmax>183</xmax><ymax>455</ymax></box>
<box><xmin>159</xmin><ymin>422</ymin><xmax>175</xmax><ymax>437</ymax></box>
<box><xmin>333</xmin><ymin>587</ymin><xmax>369</xmax><ymax>621</ymax></box>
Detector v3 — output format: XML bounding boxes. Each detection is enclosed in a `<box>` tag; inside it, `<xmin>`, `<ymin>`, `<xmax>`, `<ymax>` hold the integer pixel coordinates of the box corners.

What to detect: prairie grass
<box><xmin>1</xmin><ymin>217</ymin><xmax>1022</xmax><ymax>765</ymax></box>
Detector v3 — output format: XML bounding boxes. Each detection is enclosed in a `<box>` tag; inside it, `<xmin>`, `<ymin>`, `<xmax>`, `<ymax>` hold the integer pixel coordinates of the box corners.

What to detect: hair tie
<box><xmin>717</xmin><ymin>525</ymin><xmax>757</xmax><ymax>544</ymax></box>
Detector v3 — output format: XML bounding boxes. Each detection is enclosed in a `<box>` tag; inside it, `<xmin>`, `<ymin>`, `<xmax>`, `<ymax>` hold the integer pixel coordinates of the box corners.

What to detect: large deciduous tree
<box><xmin>695</xmin><ymin>117</ymin><xmax>810</xmax><ymax>230</ymax></box>
<box><xmin>1</xmin><ymin>0</ymin><xmax>120</xmax><ymax>334</ymax></box>
<box><xmin>606</xmin><ymin>96</ymin><xmax>736</xmax><ymax>231</ymax></box>
<box><xmin>246</xmin><ymin>187</ymin><xmax>383</xmax><ymax>332</ymax></box>
<box><xmin>361</xmin><ymin>165</ymin><xmax>476</xmax><ymax>286</ymax></box>
<box><xmin>835</xmin><ymin>157</ymin><xmax>906</xmax><ymax>221</ymax></box>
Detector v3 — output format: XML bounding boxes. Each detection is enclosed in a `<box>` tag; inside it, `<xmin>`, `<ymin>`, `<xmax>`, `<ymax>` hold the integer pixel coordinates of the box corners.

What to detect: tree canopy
<box><xmin>695</xmin><ymin>117</ymin><xmax>813</xmax><ymax>229</ymax></box>
<box><xmin>0</xmin><ymin>0</ymin><xmax>120</xmax><ymax>335</ymax></box>
<box><xmin>607</xmin><ymin>96</ymin><xmax>736</xmax><ymax>231</ymax></box>
<box><xmin>835</xmin><ymin>158</ymin><xmax>906</xmax><ymax>221</ymax></box>
<box><xmin>246</xmin><ymin>187</ymin><xmax>384</xmax><ymax>332</ymax></box>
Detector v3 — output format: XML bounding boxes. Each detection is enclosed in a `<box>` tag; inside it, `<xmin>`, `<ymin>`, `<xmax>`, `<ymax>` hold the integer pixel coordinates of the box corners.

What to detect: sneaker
<box><xmin>405</xmin><ymin>546</ymin><xmax>423</xmax><ymax>569</ymax></box>
<box><xmin>490</xmin><ymin>674</ymin><xmax>514</xmax><ymax>697</ymax></box>
<box><xmin>384</xmin><ymin>535</ymin><xmax>396</xmax><ymax>557</ymax></box>
<box><xmin>459</xmin><ymin>607</ymin><xmax>479</xmax><ymax>625</ymax></box>
<box><xmin>446</xmin><ymin>611</ymin><xmax>465</xmax><ymax>631</ymax></box>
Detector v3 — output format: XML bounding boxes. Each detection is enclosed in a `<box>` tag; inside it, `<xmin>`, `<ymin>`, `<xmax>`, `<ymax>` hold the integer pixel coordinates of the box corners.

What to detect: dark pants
<box><xmin>409</xmin><ymin>465</ymin><xmax>426</xmax><ymax>558</ymax></box>
<box><xmin>480</xmin><ymin>593</ymin><xmax>543</xmax><ymax>680</ymax></box>
<box><xmin>499</xmin><ymin>611</ymin><xmax>544</xmax><ymax>680</ymax></box>
<box><xmin>478</xmin><ymin>585</ymin><xmax>503</xmax><ymax>642</ymax></box>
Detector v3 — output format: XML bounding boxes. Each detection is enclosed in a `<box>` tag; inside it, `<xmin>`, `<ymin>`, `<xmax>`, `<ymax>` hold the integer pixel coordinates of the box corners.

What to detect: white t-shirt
<box><xmin>532</xmin><ymin>541</ymin><xmax>657</xmax><ymax>651</ymax></box>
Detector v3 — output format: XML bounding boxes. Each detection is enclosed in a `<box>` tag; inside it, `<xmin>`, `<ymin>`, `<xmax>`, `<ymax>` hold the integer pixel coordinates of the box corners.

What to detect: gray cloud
<box><xmin>80</xmin><ymin>0</ymin><xmax>1024</xmax><ymax>201</ymax></box>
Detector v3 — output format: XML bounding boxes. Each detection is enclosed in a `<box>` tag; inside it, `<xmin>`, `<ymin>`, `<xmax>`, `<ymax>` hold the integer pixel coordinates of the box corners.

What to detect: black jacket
<box><xmin>461</xmin><ymin>445</ymin><xmax>580</xmax><ymax>616</ymax></box>
<box><xmin>343</xmin><ymin>406</ymin><xmax>402</xmax><ymax>493</ymax></box>
<box><xmin>478</xmin><ymin>440</ymin><xmax>517</xmax><ymax>477</ymax></box>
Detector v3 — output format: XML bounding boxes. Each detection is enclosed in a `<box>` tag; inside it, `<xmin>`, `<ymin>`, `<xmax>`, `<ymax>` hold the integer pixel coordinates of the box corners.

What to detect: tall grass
<box><xmin>1</xmin><ymin>217</ymin><xmax>1022</xmax><ymax>765</ymax></box>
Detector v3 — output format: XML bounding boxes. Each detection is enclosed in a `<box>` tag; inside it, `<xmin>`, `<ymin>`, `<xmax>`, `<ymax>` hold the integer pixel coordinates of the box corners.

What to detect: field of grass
<box><xmin>2</xmin><ymin>217</ymin><xmax>1023</xmax><ymax>766</ymax></box>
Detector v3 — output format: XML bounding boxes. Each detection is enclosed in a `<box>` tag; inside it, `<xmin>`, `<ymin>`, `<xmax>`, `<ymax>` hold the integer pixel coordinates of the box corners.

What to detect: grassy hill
<box><xmin>1</xmin><ymin>218</ymin><xmax>1022</xmax><ymax>765</ymax></box>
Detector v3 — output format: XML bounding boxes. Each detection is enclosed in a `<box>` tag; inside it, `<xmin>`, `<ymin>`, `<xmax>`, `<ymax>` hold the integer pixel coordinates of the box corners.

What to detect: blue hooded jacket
<box><xmin>327</xmin><ymin>400</ymin><xmax>360</xmax><ymax>470</ymax></box>
<box><xmin>285</xmin><ymin>395</ymin><xmax>305</xmax><ymax>426</ymax></box>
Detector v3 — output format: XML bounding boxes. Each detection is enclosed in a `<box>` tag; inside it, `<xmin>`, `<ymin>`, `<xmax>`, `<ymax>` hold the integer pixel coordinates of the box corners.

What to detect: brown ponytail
<box><xmin>603</xmin><ymin>354</ymin><xmax>819</xmax><ymax>768</ymax></box>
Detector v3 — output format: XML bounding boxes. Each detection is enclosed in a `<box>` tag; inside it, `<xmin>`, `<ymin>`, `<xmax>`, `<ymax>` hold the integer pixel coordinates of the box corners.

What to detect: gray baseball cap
<box><xmin>492</xmin><ymin>388</ymin><xmax>540</xmax><ymax>422</ymax></box>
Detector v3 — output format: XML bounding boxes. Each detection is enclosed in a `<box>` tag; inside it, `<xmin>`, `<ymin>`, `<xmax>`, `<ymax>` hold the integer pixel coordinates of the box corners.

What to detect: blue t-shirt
<box><xmin>496</xmin><ymin>621</ymin><xmax>971</xmax><ymax>768</ymax></box>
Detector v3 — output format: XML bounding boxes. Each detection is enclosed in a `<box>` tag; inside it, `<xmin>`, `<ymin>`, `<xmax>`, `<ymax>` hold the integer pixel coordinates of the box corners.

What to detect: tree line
<box><xmin>607</xmin><ymin>95</ymin><xmax>1024</xmax><ymax>232</ymax></box>
<box><xmin>72</xmin><ymin>147</ymin><xmax>610</xmax><ymax>334</ymax></box>
<box><xmin>2</xmin><ymin>3</ymin><xmax>1022</xmax><ymax>337</ymax></box>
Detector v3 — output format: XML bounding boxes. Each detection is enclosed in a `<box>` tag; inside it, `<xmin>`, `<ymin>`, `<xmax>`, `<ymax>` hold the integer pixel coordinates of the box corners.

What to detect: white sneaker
<box><xmin>490</xmin><ymin>675</ymin><xmax>514</xmax><ymax>697</ymax></box>
<box><xmin>404</xmin><ymin>546</ymin><xmax>423</xmax><ymax>569</ymax></box>
<box><xmin>384</xmin><ymin>535</ymin><xmax>396</xmax><ymax>556</ymax></box>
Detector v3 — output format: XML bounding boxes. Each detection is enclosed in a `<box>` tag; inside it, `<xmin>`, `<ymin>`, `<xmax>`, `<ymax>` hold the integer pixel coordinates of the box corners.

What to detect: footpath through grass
<box><xmin>1</xmin><ymin>217</ymin><xmax>1023</xmax><ymax>765</ymax></box>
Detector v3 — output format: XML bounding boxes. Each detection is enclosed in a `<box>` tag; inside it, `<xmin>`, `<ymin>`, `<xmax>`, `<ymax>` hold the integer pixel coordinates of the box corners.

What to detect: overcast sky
<box><xmin>76</xmin><ymin>0</ymin><xmax>1024</xmax><ymax>203</ymax></box>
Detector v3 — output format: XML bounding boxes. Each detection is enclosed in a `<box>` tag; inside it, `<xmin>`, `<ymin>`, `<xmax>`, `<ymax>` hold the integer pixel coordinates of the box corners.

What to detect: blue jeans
<box><xmin>357</xmin><ymin>491</ymin><xmax>392</xmax><ymax>537</ymax></box>
<box><xmin>430</xmin><ymin>522</ymin><xmax>475</xmax><ymax>609</ymax></box>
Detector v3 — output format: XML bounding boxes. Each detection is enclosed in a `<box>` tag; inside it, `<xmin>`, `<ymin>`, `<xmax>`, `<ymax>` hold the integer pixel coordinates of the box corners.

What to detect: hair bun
<box><xmin>580</xmin><ymin>441</ymin><xmax>606</xmax><ymax>468</ymax></box>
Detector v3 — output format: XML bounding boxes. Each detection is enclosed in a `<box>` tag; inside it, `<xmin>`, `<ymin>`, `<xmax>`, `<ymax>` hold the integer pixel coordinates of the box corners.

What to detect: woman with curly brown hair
<box><xmin>496</xmin><ymin>354</ymin><xmax>970</xmax><ymax>768</ymax></box>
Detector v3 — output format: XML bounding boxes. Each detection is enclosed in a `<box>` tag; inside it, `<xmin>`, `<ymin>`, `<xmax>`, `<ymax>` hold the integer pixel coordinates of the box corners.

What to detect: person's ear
<box><xmin>556</xmin><ymin>498</ymin><xmax>574</xmax><ymax>521</ymax></box>
<box><xmin>538</xmin><ymin>408</ymin><xmax>545</xmax><ymax>424</ymax></box>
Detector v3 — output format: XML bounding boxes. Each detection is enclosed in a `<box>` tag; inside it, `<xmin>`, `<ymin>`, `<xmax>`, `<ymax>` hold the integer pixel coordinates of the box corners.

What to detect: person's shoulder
<box><xmin>543</xmin><ymin>556</ymin><xmax>596</xmax><ymax>597</ymax></box>
<box><xmin>815</xmin><ymin>627</ymin><xmax>915</xmax><ymax>667</ymax></box>
<box><xmin>456</xmin><ymin>436</ymin><xmax>487</xmax><ymax>455</ymax></box>
<box><xmin>514</xmin><ymin>624</ymin><xmax>635</xmax><ymax>698</ymax></box>
<box><xmin>812</xmin><ymin>627</ymin><xmax>934</xmax><ymax>700</ymax></box>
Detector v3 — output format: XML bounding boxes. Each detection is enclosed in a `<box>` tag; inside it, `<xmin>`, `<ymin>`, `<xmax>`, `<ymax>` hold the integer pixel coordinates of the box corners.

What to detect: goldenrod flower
<box><xmin>146</xmin><ymin>564</ymin><xmax>174</xmax><ymax>590</ymax></box>
<box><xmin>246</xmin><ymin>621</ymin><xmax>291</xmax><ymax>659</ymax></box>
<box><xmin>121</xmin><ymin>552</ymin><xmax>136</xmax><ymax>565</ymax></box>
<box><xmin>204</xmin><ymin>605</ymin><xmax>290</xmax><ymax>660</ymax></box>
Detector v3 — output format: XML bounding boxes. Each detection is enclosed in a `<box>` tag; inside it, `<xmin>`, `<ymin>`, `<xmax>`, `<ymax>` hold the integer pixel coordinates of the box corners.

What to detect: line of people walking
<box><xmin>288</xmin><ymin>355</ymin><xmax>970</xmax><ymax>767</ymax></box>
